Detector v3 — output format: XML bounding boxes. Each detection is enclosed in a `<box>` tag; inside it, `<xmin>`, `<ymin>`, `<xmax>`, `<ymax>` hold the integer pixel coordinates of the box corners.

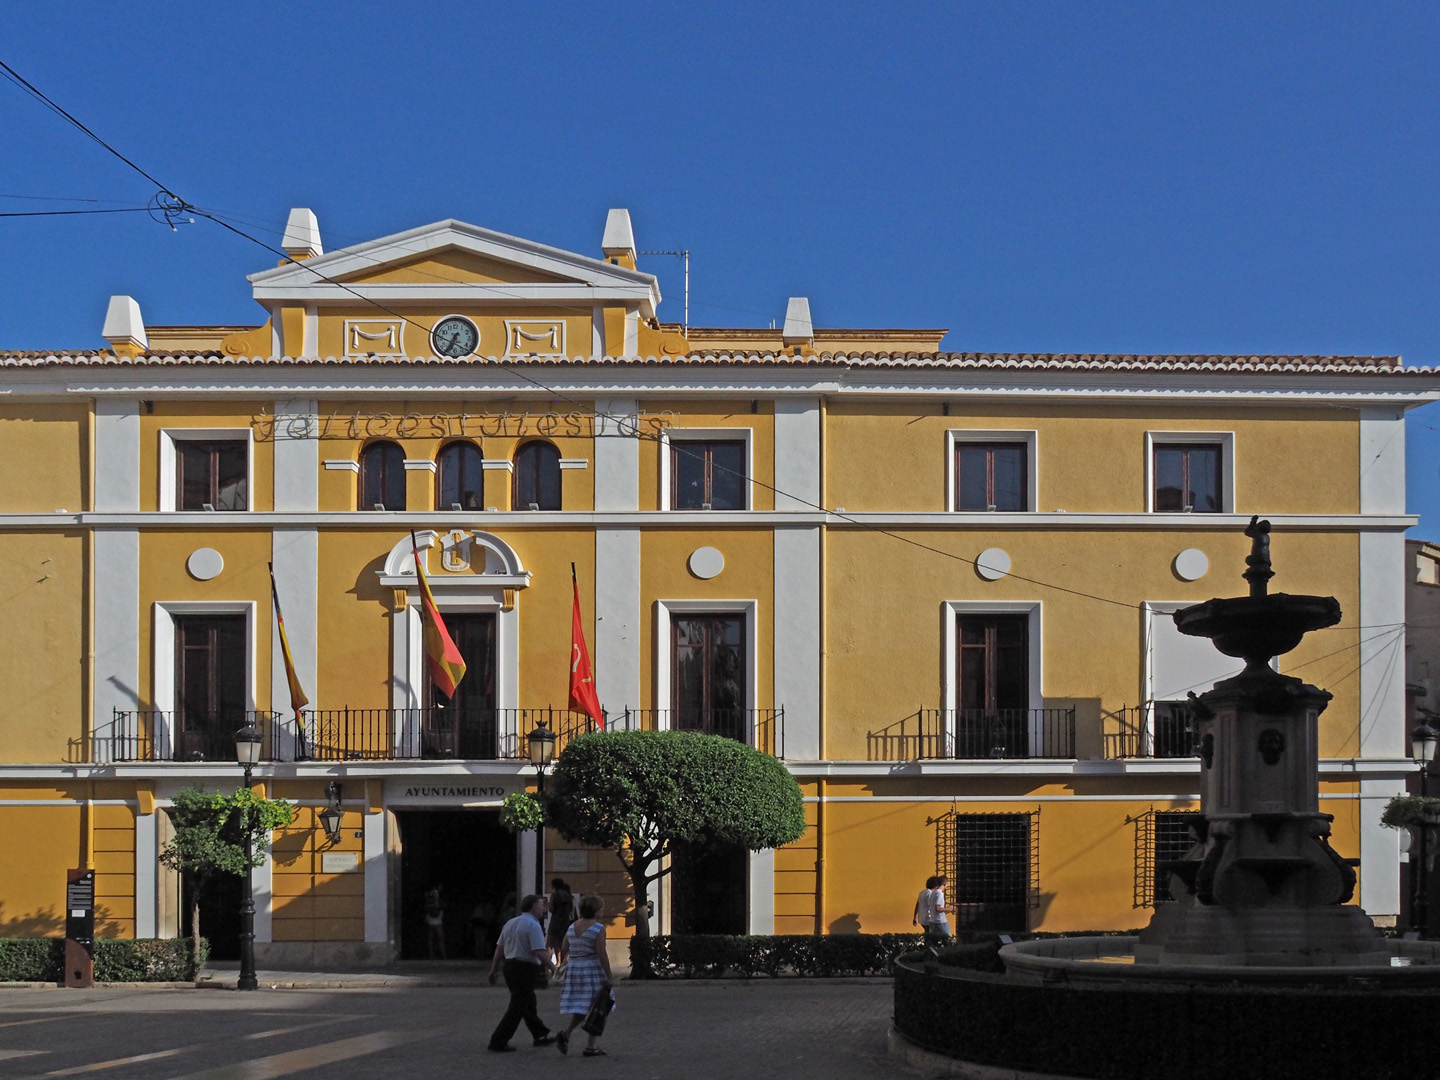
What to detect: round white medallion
<box><xmin>688</xmin><ymin>546</ymin><xmax>725</xmax><ymax>580</ymax></box>
<box><xmin>187</xmin><ymin>547</ymin><xmax>224</xmax><ymax>581</ymax></box>
<box><xmin>1174</xmin><ymin>548</ymin><xmax>1209</xmax><ymax>582</ymax></box>
<box><xmin>975</xmin><ymin>548</ymin><xmax>1011</xmax><ymax>581</ymax></box>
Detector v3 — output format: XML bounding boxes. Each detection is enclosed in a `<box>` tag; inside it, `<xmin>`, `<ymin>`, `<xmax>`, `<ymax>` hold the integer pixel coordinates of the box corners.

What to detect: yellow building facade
<box><xmin>2</xmin><ymin>208</ymin><xmax>1436</xmax><ymax>964</ymax></box>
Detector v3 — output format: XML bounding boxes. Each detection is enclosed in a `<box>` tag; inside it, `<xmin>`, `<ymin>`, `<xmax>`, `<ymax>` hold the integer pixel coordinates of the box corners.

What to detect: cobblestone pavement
<box><xmin>0</xmin><ymin>980</ymin><xmax>912</xmax><ymax>1080</ymax></box>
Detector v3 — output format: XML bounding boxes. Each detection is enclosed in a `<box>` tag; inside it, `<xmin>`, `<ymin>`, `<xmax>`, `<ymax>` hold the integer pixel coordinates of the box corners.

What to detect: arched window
<box><xmin>513</xmin><ymin>440</ymin><xmax>561</xmax><ymax>511</ymax></box>
<box><xmin>438</xmin><ymin>441</ymin><xmax>484</xmax><ymax>511</ymax></box>
<box><xmin>360</xmin><ymin>441</ymin><xmax>406</xmax><ymax>510</ymax></box>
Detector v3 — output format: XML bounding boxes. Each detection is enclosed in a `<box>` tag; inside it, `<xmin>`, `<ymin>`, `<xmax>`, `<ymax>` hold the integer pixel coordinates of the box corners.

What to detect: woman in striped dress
<box><xmin>555</xmin><ymin>895</ymin><xmax>612</xmax><ymax>1057</ymax></box>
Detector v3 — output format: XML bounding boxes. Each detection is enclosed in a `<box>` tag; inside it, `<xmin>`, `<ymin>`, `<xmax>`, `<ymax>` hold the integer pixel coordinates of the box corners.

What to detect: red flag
<box><xmin>411</xmin><ymin>532</ymin><xmax>466</xmax><ymax>698</ymax></box>
<box><xmin>569</xmin><ymin>564</ymin><xmax>603</xmax><ymax>727</ymax></box>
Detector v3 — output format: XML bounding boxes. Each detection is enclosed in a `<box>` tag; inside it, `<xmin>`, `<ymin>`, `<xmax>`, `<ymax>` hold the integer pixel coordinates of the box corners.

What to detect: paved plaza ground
<box><xmin>0</xmin><ymin>976</ymin><xmax>910</xmax><ymax>1080</ymax></box>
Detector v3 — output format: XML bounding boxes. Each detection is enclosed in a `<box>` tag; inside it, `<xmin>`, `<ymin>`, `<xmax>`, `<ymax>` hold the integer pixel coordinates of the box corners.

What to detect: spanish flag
<box><xmin>569</xmin><ymin>563</ymin><xmax>604</xmax><ymax>727</ymax></box>
<box><xmin>268</xmin><ymin>563</ymin><xmax>310</xmax><ymax>758</ymax></box>
<box><xmin>411</xmin><ymin>532</ymin><xmax>466</xmax><ymax>698</ymax></box>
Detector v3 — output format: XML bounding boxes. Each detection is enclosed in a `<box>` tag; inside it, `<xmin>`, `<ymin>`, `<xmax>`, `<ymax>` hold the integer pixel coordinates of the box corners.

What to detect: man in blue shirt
<box><xmin>486</xmin><ymin>893</ymin><xmax>556</xmax><ymax>1052</ymax></box>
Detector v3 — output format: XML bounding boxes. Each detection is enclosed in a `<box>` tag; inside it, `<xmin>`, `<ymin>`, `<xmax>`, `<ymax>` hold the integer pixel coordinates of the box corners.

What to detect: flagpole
<box><xmin>269</xmin><ymin>562</ymin><xmax>310</xmax><ymax>762</ymax></box>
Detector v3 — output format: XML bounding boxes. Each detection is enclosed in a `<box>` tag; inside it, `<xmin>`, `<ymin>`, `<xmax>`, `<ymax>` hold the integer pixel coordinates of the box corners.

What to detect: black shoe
<box><xmin>488</xmin><ymin>1045</ymin><xmax>516</xmax><ymax>1053</ymax></box>
<box><xmin>533</xmin><ymin>1034</ymin><xmax>556</xmax><ymax>1047</ymax></box>
<box><xmin>557</xmin><ymin>1031</ymin><xmax>570</xmax><ymax>1055</ymax></box>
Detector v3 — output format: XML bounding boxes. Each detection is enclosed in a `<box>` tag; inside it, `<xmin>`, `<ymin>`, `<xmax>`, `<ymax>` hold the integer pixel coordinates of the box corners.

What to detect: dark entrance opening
<box><xmin>396</xmin><ymin>809</ymin><xmax>515</xmax><ymax>960</ymax></box>
<box><xmin>181</xmin><ymin>871</ymin><xmax>242</xmax><ymax>961</ymax></box>
<box><xmin>671</xmin><ymin>841</ymin><xmax>748</xmax><ymax>935</ymax></box>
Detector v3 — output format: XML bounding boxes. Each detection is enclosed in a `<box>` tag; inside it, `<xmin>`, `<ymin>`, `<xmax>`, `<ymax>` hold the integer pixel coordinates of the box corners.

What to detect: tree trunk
<box><xmin>189</xmin><ymin>875</ymin><xmax>203</xmax><ymax>977</ymax></box>
<box><xmin>628</xmin><ymin>859</ymin><xmax>654</xmax><ymax>979</ymax></box>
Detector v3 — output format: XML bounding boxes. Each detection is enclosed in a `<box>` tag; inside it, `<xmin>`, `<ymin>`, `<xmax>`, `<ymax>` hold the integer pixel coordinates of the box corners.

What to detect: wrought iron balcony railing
<box><xmin>1102</xmin><ymin>703</ymin><xmax>1201</xmax><ymax>759</ymax></box>
<box><xmin>867</xmin><ymin>708</ymin><xmax>1076</xmax><ymax>761</ymax></box>
<box><xmin>610</xmin><ymin>707</ymin><xmax>784</xmax><ymax>757</ymax></box>
<box><xmin>103</xmin><ymin>706</ymin><xmax>602</xmax><ymax>763</ymax></box>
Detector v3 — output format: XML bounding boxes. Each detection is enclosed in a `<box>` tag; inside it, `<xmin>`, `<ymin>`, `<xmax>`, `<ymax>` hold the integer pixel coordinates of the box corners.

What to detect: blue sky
<box><xmin>3</xmin><ymin>2</ymin><xmax>1438</xmax><ymax>534</ymax></box>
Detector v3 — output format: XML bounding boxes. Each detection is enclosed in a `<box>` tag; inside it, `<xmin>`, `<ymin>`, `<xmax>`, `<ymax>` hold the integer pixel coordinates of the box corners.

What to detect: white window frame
<box><xmin>152</xmin><ymin>600</ymin><xmax>258</xmax><ymax>755</ymax></box>
<box><xmin>942</xmin><ymin>601</ymin><xmax>1044</xmax><ymax>755</ymax></box>
<box><xmin>160</xmin><ymin>428</ymin><xmax>255</xmax><ymax>512</ymax></box>
<box><xmin>945</xmin><ymin>430</ymin><xmax>1038</xmax><ymax>513</ymax></box>
<box><xmin>654</xmin><ymin>599</ymin><xmax>759</xmax><ymax>741</ymax></box>
<box><xmin>1145</xmin><ymin>431</ymin><xmax>1235</xmax><ymax>513</ymax></box>
<box><xmin>660</xmin><ymin>428</ymin><xmax>753</xmax><ymax>511</ymax></box>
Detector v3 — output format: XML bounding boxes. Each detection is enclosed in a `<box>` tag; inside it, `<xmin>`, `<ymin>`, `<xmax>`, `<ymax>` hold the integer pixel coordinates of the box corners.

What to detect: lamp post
<box><xmin>234</xmin><ymin>723</ymin><xmax>263</xmax><ymax>991</ymax></box>
<box><xmin>1411</xmin><ymin>724</ymin><xmax>1438</xmax><ymax>935</ymax></box>
<box><xmin>527</xmin><ymin>723</ymin><xmax>557</xmax><ymax>896</ymax></box>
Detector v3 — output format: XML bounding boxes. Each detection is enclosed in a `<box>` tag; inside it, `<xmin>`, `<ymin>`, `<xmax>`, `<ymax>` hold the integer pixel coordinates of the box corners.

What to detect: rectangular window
<box><xmin>955</xmin><ymin>614</ymin><xmax>1028</xmax><ymax>757</ymax></box>
<box><xmin>671</xmin><ymin>614</ymin><xmax>747</xmax><ymax>740</ymax></box>
<box><xmin>177</xmin><ymin>440</ymin><xmax>248</xmax><ymax>511</ymax></box>
<box><xmin>671</xmin><ymin>440</ymin><xmax>746</xmax><ymax>510</ymax></box>
<box><xmin>174</xmin><ymin>614</ymin><xmax>247</xmax><ymax>760</ymax></box>
<box><xmin>1153</xmin><ymin>444</ymin><xmax>1221</xmax><ymax>513</ymax></box>
<box><xmin>956</xmin><ymin>442</ymin><xmax>1027</xmax><ymax>511</ymax></box>
<box><xmin>1153</xmin><ymin>811</ymin><xmax>1202</xmax><ymax>904</ymax></box>
<box><xmin>951</xmin><ymin>812</ymin><xmax>1035</xmax><ymax>932</ymax></box>
<box><xmin>424</xmin><ymin>612</ymin><xmax>497</xmax><ymax>759</ymax></box>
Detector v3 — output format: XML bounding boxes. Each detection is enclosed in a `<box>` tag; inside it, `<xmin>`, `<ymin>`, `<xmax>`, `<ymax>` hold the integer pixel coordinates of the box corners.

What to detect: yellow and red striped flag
<box><xmin>269</xmin><ymin>563</ymin><xmax>310</xmax><ymax>756</ymax></box>
<box><xmin>411</xmin><ymin>532</ymin><xmax>466</xmax><ymax>698</ymax></box>
<box><xmin>569</xmin><ymin>563</ymin><xmax>603</xmax><ymax>727</ymax></box>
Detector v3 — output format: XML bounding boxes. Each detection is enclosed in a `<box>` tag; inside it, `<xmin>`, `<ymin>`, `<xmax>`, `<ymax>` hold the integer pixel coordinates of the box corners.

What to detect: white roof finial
<box><xmin>602</xmin><ymin>209</ymin><xmax>636</xmax><ymax>264</ymax></box>
<box><xmin>782</xmin><ymin>297</ymin><xmax>813</xmax><ymax>346</ymax></box>
<box><xmin>102</xmin><ymin>295</ymin><xmax>147</xmax><ymax>353</ymax></box>
<box><xmin>281</xmin><ymin>208</ymin><xmax>323</xmax><ymax>259</ymax></box>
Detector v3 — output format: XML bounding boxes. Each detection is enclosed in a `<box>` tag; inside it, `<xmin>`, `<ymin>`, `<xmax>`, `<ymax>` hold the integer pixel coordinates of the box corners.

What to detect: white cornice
<box><xmin>0</xmin><ymin>511</ymin><xmax>1417</xmax><ymax>531</ymax></box>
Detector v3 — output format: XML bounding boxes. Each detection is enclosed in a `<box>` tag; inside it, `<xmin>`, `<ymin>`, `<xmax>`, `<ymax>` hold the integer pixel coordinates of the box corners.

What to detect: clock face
<box><xmin>430</xmin><ymin>316</ymin><xmax>479</xmax><ymax>358</ymax></box>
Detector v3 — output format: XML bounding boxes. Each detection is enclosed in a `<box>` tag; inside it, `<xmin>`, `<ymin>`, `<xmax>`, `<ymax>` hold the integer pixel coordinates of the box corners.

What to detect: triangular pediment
<box><xmin>249</xmin><ymin>219</ymin><xmax>660</xmax><ymax>317</ymax></box>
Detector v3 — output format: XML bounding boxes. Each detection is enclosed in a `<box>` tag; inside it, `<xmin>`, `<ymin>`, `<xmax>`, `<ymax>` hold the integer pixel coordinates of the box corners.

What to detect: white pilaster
<box><xmin>271</xmin><ymin>529</ymin><xmax>318</xmax><ymax>760</ymax></box>
<box><xmin>595</xmin><ymin>529</ymin><xmax>641</xmax><ymax>717</ymax></box>
<box><xmin>1358</xmin><ymin>530</ymin><xmax>1407</xmax><ymax>757</ymax></box>
<box><xmin>774</xmin><ymin>397</ymin><xmax>821</xmax><ymax>511</ymax></box>
<box><xmin>272</xmin><ymin>398</ymin><xmax>319</xmax><ymax>512</ymax></box>
<box><xmin>302</xmin><ymin>305</ymin><xmax>319</xmax><ymax>358</ymax></box>
<box><xmin>774</xmin><ymin>528</ymin><xmax>821</xmax><ymax>759</ymax></box>
<box><xmin>253</xmin><ymin>844</ymin><xmax>273</xmax><ymax>943</ymax></box>
<box><xmin>134</xmin><ymin>808</ymin><xmax>157</xmax><ymax>938</ymax></box>
<box><xmin>1359</xmin><ymin>408</ymin><xmax>1406</xmax><ymax>514</ymax></box>
<box><xmin>519</xmin><ymin>830</ymin><xmax>537</xmax><ymax>901</ymax></box>
<box><xmin>593</xmin><ymin>398</ymin><xmax>638</xmax><ymax>511</ymax></box>
<box><xmin>93</xmin><ymin>529</ymin><xmax>140</xmax><ymax>761</ymax></box>
<box><xmin>1359</xmin><ymin>775</ymin><xmax>1405</xmax><ymax>920</ymax></box>
<box><xmin>94</xmin><ymin>399</ymin><xmax>140</xmax><ymax>511</ymax></box>
<box><xmin>364</xmin><ymin>810</ymin><xmax>388</xmax><ymax>942</ymax></box>
<box><xmin>748</xmin><ymin>848</ymin><xmax>775</xmax><ymax>934</ymax></box>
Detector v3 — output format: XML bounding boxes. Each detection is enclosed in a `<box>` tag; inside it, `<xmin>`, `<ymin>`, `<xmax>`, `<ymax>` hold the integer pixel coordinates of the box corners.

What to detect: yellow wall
<box><xmin>270</xmin><ymin>781</ymin><xmax>364</xmax><ymax>942</ymax></box>
<box><xmin>317</xmin><ymin>306</ymin><xmax>590</xmax><ymax>361</ymax></box>
<box><xmin>825</xmin><ymin>403</ymin><xmax>1360</xmax><ymax>513</ymax></box>
<box><xmin>0</xmin><ymin>532</ymin><xmax>86</xmax><ymax>762</ymax></box>
<box><xmin>0</xmin><ymin>404</ymin><xmax>87</xmax><ymax>512</ymax></box>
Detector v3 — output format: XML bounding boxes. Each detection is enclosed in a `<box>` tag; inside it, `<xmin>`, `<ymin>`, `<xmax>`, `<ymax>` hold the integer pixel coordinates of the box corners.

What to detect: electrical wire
<box><xmin>0</xmin><ymin>207</ymin><xmax>155</xmax><ymax>218</ymax></box>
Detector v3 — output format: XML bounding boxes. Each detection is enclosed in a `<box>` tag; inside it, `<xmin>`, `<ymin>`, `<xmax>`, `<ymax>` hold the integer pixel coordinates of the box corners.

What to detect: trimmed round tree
<box><xmin>545</xmin><ymin>729</ymin><xmax>806</xmax><ymax>977</ymax></box>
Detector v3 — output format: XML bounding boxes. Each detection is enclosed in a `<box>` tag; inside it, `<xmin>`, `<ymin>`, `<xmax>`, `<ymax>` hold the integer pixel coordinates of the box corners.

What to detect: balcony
<box><xmin>103</xmin><ymin>707</ymin><xmax>601</xmax><ymax>763</ymax></box>
<box><xmin>867</xmin><ymin>708</ymin><xmax>1076</xmax><ymax>761</ymax></box>
<box><xmin>1102</xmin><ymin>703</ymin><xmax>1201</xmax><ymax>760</ymax></box>
<box><xmin>100</xmin><ymin>705</ymin><xmax>783</xmax><ymax>763</ymax></box>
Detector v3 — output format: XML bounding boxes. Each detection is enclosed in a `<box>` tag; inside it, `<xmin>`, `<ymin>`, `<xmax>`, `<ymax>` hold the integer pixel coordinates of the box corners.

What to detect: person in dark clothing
<box><xmin>486</xmin><ymin>894</ymin><xmax>555</xmax><ymax>1052</ymax></box>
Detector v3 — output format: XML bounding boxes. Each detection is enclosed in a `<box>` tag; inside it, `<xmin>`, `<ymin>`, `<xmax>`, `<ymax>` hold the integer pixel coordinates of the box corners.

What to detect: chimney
<box><xmin>601</xmin><ymin>209</ymin><xmax>636</xmax><ymax>270</ymax></box>
<box><xmin>102</xmin><ymin>295</ymin><xmax>148</xmax><ymax>356</ymax></box>
<box><xmin>281</xmin><ymin>208</ymin><xmax>323</xmax><ymax>260</ymax></box>
<box><xmin>782</xmin><ymin>297</ymin><xmax>813</xmax><ymax>351</ymax></box>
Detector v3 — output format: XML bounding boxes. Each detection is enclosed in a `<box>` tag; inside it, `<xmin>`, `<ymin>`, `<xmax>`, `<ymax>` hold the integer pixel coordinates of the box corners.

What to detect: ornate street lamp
<box><xmin>1411</xmin><ymin>724</ymin><xmax>1439</xmax><ymax>936</ymax></box>
<box><xmin>233</xmin><ymin>723</ymin><xmax>263</xmax><ymax>991</ymax></box>
<box><xmin>527</xmin><ymin>724</ymin><xmax>558</xmax><ymax>895</ymax></box>
<box><xmin>318</xmin><ymin>782</ymin><xmax>343</xmax><ymax>846</ymax></box>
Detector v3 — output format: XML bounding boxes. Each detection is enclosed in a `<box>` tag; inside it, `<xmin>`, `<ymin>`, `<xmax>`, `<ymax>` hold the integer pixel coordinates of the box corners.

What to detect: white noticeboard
<box><xmin>321</xmin><ymin>851</ymin><xmax>362</xmax><ymax>874</ymax></box>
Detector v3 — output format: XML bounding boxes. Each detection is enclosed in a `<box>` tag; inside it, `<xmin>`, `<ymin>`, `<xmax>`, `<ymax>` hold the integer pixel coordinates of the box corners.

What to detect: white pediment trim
<box><xmin>377</xmin><ymin>528</ymin><xmax>532</xmax><ymax>589</ymax></box>
<box><xmin>250</xmin><ymin>219</ymin><xmax>660</xmax><ymax>318</ymax></box>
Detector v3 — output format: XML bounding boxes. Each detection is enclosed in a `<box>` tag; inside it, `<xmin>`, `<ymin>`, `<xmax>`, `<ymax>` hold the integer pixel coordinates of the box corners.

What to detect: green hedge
<box><xmin>632</xmin><ymin>933</ymin><xmax>926</xmax><ymax>978</ymax></box>
<box><xmin>0</xmin><ymin>938</ymin><xmax>208</xmax><ymax>983</ymax></box>
<box><xmin>893</xmin><ymin>957</ymin><xmax>1437</xmax><ymax>1080</ymax></box>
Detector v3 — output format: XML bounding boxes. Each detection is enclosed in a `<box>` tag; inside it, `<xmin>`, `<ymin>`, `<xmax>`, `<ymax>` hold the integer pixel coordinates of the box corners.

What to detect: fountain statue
<box><xmin>1135</xmin><ymin>515</ymin><xmax>1389</xmax><ymax>966</ymax></box>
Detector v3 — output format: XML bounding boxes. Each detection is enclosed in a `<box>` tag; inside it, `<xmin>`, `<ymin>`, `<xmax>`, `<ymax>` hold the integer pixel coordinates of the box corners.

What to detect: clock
<box><xmin>430</xmin><ymin>315</ymin><xmax>479</xmax><ymax>358</ymax></box>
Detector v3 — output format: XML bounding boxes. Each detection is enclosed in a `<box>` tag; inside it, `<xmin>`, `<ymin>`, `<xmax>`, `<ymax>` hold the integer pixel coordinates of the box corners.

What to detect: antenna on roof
<box><xmin>639</xmin><ymin>250</ymin><xmax>689</xmax><ymax>334</ymax></box>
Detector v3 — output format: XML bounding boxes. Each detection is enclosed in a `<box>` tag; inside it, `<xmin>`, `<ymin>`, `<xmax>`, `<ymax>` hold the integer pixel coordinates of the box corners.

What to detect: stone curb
<box><xmin>887</xmin><ymin>1027</ymin><xmax>1079</xmax><ymax>1080</ymax></box>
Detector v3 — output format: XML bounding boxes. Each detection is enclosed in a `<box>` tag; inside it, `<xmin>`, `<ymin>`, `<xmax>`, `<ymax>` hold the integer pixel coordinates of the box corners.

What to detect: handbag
<box><xmin>580</xmin><ymin>984</ymin><xmax>615</xmax><ymax>1036</ymax></box>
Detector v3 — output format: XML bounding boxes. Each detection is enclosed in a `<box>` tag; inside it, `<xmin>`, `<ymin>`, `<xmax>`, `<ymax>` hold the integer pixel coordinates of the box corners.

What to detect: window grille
<box><xmin>1133</xmin><ymin>808</ymin><xmax>1203</xmax><ymax>907</ymax></box>
<box><xmin>932</xmin><ymin>810</ymin><xmax>1038</xmax><ymax>933</ymax></box>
